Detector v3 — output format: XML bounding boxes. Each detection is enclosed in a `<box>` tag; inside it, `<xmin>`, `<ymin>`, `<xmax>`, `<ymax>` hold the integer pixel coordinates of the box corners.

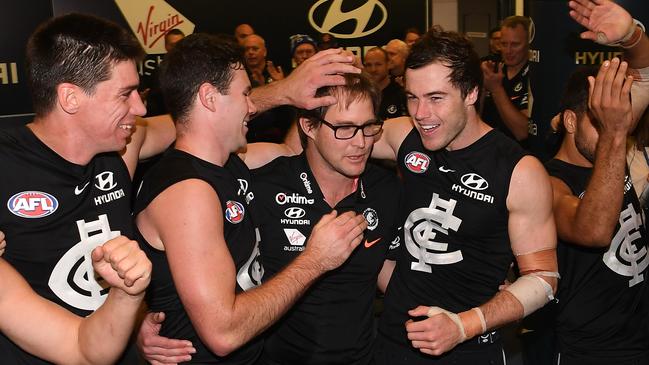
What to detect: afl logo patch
<box><xmin>225</xmin><ymin>200</ymin><xmax>245</xmax><ymax>224</ymax></box>
<box><xmin>363</xmin><ymin>207</ymin><xmax>379</xmax><ymax>231</ymax></box>
<box><xmin>7</xmin><ymin>191</ymin><xmax>59</xmax><ymax>218</ymax></box>
<box><xmin>404</xmin><ymin>152</ymin><xmax>430</xmax><ymax>173</ymax></box>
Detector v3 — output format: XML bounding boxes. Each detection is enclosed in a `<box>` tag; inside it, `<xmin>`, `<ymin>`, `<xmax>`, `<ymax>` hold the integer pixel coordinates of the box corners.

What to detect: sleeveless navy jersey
<box><xmin>252</xmin><ymin>154</ymin><xmax>402</xmax><ymax>365</ymax></box>
<box><xmin>546</xmin><ymin>159</ymin><xmax>649</xmax><ymax>362</ymax></box>
<box><xmin>0</xmin><ymin>125</ymin><xmax>134</xmax><ymax>363</ymax></box>
<box><xmin>133</xmin><ymin>149</ymin><xmax>262</xmax><ymax>364</ymax></box>
<box><xmin>379</xmin><ymin>128</ymin><xmax>525</xmax><ymax>351</ymax></box>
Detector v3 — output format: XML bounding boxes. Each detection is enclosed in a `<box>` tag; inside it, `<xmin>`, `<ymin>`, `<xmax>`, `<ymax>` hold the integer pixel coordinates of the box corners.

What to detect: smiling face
<box><xmin>303</xmin><ymin>97</ymin><xmax>377</xmax><ymax>179</ymax></box>
<box><xmin>75</xmin><ymin>60</ymin><xmax>146</xmax><ymax>153</ymax></box>
<box><xmin>218</xmin><ymin>68</ymin><xmax>257</xmax><ymax>153</ymax></box>
<box><xmin>405</xmin><ymin>62</ymin><xmax>478</xmax><ymax>151</ymax></box>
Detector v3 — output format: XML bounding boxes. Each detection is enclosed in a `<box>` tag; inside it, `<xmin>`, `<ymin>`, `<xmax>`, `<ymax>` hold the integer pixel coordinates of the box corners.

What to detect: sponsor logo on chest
<box><xmin>275</xmin><ymin>192</ymin><xmax>315</xmax><ymax>205</ymax></box>
<box><xmin>91</xmin><ymin>171</ymin><xmax>126</xmax><ymax>206</ymax></box>
<box><xmin>280</xmin><ymin>206</ymin><xmax>311</xmax><ymax>225</ymax></box>
<box><xmin>451</xmin><ymin>173</ymin><xmax>494</xmax><ymax>204</ymax></box>
<box><xmin>283</xmin><ymin>228</ymin><xmax>306</xmax><ymax>251</ymax></box>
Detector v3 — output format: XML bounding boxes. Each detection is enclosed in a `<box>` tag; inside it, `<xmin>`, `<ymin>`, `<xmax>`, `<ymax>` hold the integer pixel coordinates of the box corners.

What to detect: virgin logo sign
<box><xmin>115</xmin><ymin>0</ymin><xmax>195</xmax><ymax>54</ymax></box>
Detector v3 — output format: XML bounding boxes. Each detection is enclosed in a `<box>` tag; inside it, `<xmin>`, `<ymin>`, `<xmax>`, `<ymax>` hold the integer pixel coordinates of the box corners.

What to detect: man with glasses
<box><xmin>253</xmin><ymin>72</ymin><xmax>403</xmax><ymax>365</ymax></box>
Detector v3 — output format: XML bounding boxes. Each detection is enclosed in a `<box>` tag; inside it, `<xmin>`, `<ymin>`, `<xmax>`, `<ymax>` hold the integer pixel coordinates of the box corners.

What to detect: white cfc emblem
<box><xmin>603</xmin><ymin>203</ymin><xmax>649</xmax><ymax>287</ymax></box>
<box><xmin>237</xmin><ymin>228</ymin><xmax>264</xmax><ymax>290</ymax></box>
<box><xmin>49</xmin><ymin>215</ymin><xmax>119</xmax><ymax>310</ymax></box>
<box><xmin>405</xmin><ymin>193</ymin><xmax>463</xmax><ymax>273</ymax></box>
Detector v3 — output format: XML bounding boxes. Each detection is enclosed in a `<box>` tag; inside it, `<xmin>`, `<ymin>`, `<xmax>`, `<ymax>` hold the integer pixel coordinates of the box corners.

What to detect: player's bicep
<box><xmin>146</xmin><ymin>180</ymin><xmax>238</xmax><ymax>338</ymax></box>
<box><xmin>507</xmin><ymin>156</ymin><xmax>556</xmax><ymax>255</ymax></box>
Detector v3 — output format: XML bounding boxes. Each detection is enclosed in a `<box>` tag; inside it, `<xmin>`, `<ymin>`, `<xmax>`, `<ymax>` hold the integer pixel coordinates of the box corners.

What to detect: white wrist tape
<box><xmin>427</xmin><ymin>306</ymin><xmax>487</xmax><ymax>341</ymax></box>
<box><xmin>504</xmin><ymin>273</ymin><xmax>556</xmax><ymax>317</ymax></box>
<box><xmin>427</xmin><ymin>306</ymin><xmax>466</xmax><ymax>342</ymax></box>
<box><xmin>603</xmin><ymin>19</ymin><xmax>645</xmax><ymax>47</ymax></box>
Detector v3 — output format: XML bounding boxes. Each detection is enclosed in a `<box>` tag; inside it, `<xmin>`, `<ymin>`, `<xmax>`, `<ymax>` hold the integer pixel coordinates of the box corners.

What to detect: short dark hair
<box><xmin>298</xmin><ymin>72</ymin><xmax>381</xmax><ymax>148</ymax></box>
<box><xmin>26</xmin><ymin>13</ymin><xmax>144</xmax><ymax>116</ymax></box>
<box><xmin>159</xmin><ymin>33</ymin><xmax>245</xmax><ymax>123</ymax></box>
<box><xmin>488</xmin><ymin>27</ymin><xmax>501</xmax><ymax>38</ymax></box>
<box><xmin>404</xmin><ymin>27</ymin><xmax>421</xmax><ymax>37</ymax></box>
<box><xmin>558</xmin><ymin>66</ymin><xmax>598</xmax><ymax>133</ymax></box>
<box><xmin>405</xmin><ymin>26</ymin><xmax>482</xmax><ymax>98</ymax></box>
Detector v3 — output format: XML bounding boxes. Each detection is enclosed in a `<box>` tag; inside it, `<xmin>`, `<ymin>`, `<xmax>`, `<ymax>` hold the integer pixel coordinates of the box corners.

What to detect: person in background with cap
<box><xmin>290</xmin><ymin>34</ymin><xmax>318</xmax><ymax>69</ymax></box>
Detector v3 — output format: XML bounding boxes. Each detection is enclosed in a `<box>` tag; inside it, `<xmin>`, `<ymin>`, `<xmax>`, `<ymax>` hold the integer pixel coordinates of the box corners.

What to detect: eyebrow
<box><xmin>119</xmin><ymin>83</ymin><xmax>139</xmax><ymax>94</ymax></box>
<box><xmin>405</xmin><ymin>90</ymin><xmax>448</xmax><ymax>97</ymax></box>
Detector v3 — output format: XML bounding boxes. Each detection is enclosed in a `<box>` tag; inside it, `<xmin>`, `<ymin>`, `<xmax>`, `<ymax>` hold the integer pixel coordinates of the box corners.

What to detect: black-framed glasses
<box><xmin>313</xmin><ymin>116</ymin><xmax>384</xmax><ymax>140</ymax></box>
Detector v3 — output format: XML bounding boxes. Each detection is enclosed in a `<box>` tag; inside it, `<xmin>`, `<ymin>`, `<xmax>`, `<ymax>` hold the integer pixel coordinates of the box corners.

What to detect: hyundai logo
<box><xmin>284</xmin><ymin>207</ymin><xmax>306</xmax><ymax>219</ymax></box>
<box><xmin>460</xmin><ymin>173</ymin><xmax>489</xmax><ymax>191</ymax></box>
<box><xmin>308</xmin><ymin>0</ymin><xmax>388</xmax><ymax>39</ymax></box>
<box><xmin>95</xmin><ymin>171</ymin><xmax>117</xmax><ymax>191</ymax></box>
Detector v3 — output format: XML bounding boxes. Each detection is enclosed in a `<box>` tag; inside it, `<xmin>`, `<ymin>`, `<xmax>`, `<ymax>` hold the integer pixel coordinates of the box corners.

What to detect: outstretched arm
<box><xmin>553</xmin><ymin>59</ymin><xmax>634</xmax><ymax>247</ymax></box>
<box><xmin>251</xmin><ymin>48</ymin><xmax>361</xmax><ymax>112</ymax></box>
<box><xmin>0</xmin><ymin>236</ymin><xmax>151</xmax><ymax>365</ymax></box>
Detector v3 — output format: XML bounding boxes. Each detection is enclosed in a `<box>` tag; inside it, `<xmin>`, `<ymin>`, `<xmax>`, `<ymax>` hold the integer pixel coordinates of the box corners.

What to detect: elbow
<box><xmin>200</xmin><ymin>330</ymin><xmax>244</xmax><ymax>357</ymax></box>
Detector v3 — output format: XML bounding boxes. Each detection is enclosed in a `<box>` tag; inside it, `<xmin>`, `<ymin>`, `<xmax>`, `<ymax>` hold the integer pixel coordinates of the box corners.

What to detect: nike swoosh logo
<box><xmin>74</xmin><ymin>182</ymin><xmax>90</xmax><ymax>195</ymax></box>
<box><xmin>364</xmin><ymin>237</ymin><xmax>382</xmax><ymax>248</ymax></box>
<box><xmin>438</xmin><ymin>166</ymin><xmax>455</xmax><ymax>173</ymax></box>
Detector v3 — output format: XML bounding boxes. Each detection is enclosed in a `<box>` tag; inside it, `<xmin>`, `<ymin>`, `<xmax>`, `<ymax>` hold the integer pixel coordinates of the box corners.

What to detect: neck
<box><xmin>305</xmin><ymin>147</ymin><xmax>357</xmax><ymax>207</ymax></box>
<box><xmin>506</xmin><ymin>61</ymin><xmax>525</xmax><ymax>79</ymax></box>
<box><xmin>28</xmin><ymin>116</ymin><xmax>98</xmax><ymax>166</ymax></box>
<box><xmin>174</xmin><ymin>120</ymin><xmax>231</xmax><ymax>167</ymax></box>
<box><xmin>554</xmin><ymin>137</ymin><xmax>592</xmax><ymax>168</ymax></box>
<box><xmin>446</xmin><ymin>111</ymin><xmax>492</xmax><ymax>151</ymax></box>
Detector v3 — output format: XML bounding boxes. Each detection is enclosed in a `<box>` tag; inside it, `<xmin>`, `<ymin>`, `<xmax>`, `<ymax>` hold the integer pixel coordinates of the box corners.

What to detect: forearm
<box><xmin>250</xmin><ymin>82</ymin><xmax>290</xmax><ymax>114</ymax></box>
<box><xmin>569</xmin><ymin>132</ymin><xmax>627</xmax><ymax>246</ymax></box>
<box><xmin>198</xmin><ymin>254</ymin><xmax>323</xmax><ymax>356</ymax></box>
<box><xmin>490</xmin><ymin>87</ymin><xmax>529</xmax><ymax>141</ymax></box>
<box><xmin>77</xmin><ymin>289</ymin><xmax>144</xmax><ymax>364</ymax></box>
<box><xmin>478</xmin><ymin>290</ymin><xmax>524</xmax><ymax>332</ymax></box>
<box><xmin>624</xmin><ymin>29</ymin><xmax>649</xmax><ymax>69</ymax></box>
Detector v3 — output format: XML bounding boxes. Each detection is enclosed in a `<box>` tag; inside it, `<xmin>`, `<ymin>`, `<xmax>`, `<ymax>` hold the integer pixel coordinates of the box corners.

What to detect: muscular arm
<box><xmin>136</xmin><ymin>179</ymin><xmax>365</xmax><ymax>356</ymax></box>
<box><xmin>0</xmin><ymin>238</ymin><xmax>150</xmax><ymax>365</ymax></box>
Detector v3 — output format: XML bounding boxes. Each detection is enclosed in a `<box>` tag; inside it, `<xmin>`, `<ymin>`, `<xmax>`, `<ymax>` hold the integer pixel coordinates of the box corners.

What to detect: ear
<box><xmin>56</xmin><ymin>83</ymin><xmax>80</xmax><ymax>114</ymax></box>
<box><xmin>562</xmin><ymin>110</ymin><xmax>577</xmax><ymax>134</ymax></box>
<box><xmin>198</xmin><ymin>82</ymin><xmax>218</xmax><ymax>112</ymax></box>
<box><xmin>464</xmin><ymin>86</ymin><xmax>479</xmax><ymax>106</ymax></box>
<box><xmin>298</xmin><ymin>117</ymin><xmax>317</xmax><ymax>141</ymax></box>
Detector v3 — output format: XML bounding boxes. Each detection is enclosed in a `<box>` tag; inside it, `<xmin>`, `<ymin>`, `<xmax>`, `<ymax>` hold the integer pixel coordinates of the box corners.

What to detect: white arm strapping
<box><xmin>503</xmin><ymin>272</ymin><xmax>557</xmax><ymax>317</ymax></box>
